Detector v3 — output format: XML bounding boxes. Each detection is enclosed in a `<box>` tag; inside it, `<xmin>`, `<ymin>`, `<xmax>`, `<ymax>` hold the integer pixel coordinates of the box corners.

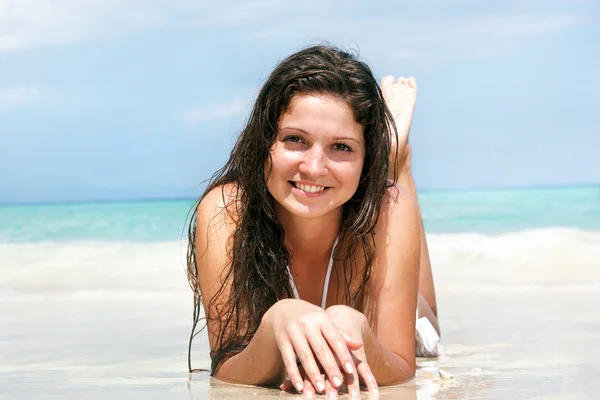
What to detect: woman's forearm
<box><xmin>361</xmin><ymin>323</ymin><xmax>415</xmax><ymax>386</ymax></box>
<box><xmin>397</xmin><ymin>145</ymin><xmax>438</xmax><ymax>319</ymax></box>
<box><xmin>213</xmin><ymin>309</ymin><xmax>285</xmax><ymax>386</ymax></box>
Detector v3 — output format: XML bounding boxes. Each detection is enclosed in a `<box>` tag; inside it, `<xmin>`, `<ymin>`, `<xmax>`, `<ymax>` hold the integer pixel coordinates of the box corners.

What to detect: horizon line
<box><xmin>1</xmin><ymin>182</ymin><xmax>598</xmax><ymax>208</ymax></box>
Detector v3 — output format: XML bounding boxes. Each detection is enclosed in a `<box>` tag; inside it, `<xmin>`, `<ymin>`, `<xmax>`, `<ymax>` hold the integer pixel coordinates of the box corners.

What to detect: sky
<box><xmin>0</xmin><ymin>0</ymin><xmax>599</xmax><ymax>203</ymax></box>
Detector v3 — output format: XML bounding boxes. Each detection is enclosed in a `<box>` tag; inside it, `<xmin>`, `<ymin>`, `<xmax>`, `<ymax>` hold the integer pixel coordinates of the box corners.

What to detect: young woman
<box><xmin>186</xmin><ymin>45</ymin><xmax>439</xmax><ymax>398</ymax></box>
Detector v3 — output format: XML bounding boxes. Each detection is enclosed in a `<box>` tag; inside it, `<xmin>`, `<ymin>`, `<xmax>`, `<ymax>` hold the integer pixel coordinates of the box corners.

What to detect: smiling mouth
<box><xmin>290</xmin><ymin>182</ymin><xmax>329</xmax><ymax>193</ymax></box>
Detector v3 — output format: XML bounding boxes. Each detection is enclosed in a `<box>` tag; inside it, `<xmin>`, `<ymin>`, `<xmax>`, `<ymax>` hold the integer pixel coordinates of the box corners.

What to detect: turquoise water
<box><xmin>2</xmin><ymin>186</ymin><xmax>599</xmax><ymax>400</ymax></box>
<box><xmin>419</xmin><ymin>185</ymin><xmax>600</xmax><ymax>233</ymax></box>
<box><xmin>0</xmin><ymin>185</ymin><xmax>598</xmax><ymax>243</ymax></box>
<box><xmin>0</xmin><ymin>198</ymin><xmax>196</xmax><ymax>243</ymax></box>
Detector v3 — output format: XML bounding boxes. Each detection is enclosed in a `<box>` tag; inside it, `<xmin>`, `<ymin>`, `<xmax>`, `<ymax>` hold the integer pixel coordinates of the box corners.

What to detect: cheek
<box><xmin>268</xmin><ymin>147</ymin><xmax>297</xmax><ymax>174</ymax></box>
<box><xmin>351</xmin><ymin>157</ymin><xmax>365</xmax><ymax>179</ymax></box>
<box><xmin>264</xmin><ymin>149</ymin><xmax>290</xmax><ymax>187</ymax></box>
<box><xmin>336</xmin><ymin>161</ymin><xmax>364</xmax><ymax>189</ymax></box>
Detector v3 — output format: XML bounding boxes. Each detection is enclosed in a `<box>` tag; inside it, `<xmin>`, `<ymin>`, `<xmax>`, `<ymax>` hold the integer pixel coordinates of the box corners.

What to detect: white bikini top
<box><xmin>286</xmin><ymin>237</ymin><xmax>339</xmax><ymax>309</ymax></box>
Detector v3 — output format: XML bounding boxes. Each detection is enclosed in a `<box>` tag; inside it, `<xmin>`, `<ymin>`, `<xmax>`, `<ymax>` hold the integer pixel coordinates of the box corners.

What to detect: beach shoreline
<box><xmin>1</xmin><ymin>230</ymin><xmax>599</xmax><ymax>399</ymax></box>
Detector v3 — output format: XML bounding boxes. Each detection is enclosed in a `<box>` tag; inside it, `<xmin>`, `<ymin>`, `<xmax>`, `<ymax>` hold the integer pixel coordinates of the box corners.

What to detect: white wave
<box><xmin>0</xmin><ymin>240</ymin><xmax>191</xmax><ymax>293</ymax></box>
<box><xmin>0</xmin><ymin>228</ymin><xmax>598</xmax><ymax>299</ymax></box>
<box><xmin>428</xmin><ymin>227</ymin><xmax>600</xmax><ymax>284</ymax></box>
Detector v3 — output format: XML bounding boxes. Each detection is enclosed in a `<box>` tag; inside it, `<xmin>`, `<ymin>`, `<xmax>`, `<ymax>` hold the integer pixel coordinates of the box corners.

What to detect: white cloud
<box><xmin>177</xmin><ymin>97</ymin><xmax>252</xmax><ymax>125</ymax></box>
<box><xmin>454</xmin><ymin>13</ymin><xmax>580</xmax><ymax>36</ymax></box>
<box><xmin>511</xmin><ymin>13</ymin><xmax>580</xmax><ymax>33</ymax></box>
<box><xmin>0</xmin><ymin>85</ymin><xmax>40</xmax><ymax>110</ymax></box>
<box><xmin>0</xmin><ymin>85</ymin><xmax>92</xmax><ymax>113</ymax></box>
<box><xmin>0</xmin><ymin>0</ymin><xmax>288</xmax><ymax>52</ymax></box>
<box><xmin>242</xmin><ymin>11</ymin><xmax>582</xmax><ymax>65</ymax></box>
<box><xmin>0</xmin><ymin>0</ymin><xmax>585</xmax><ymax>54</ymax></box>
<box><xmin>0</xmin><ymin>0</ymin><xmax>163</xmax><ymax>52</ymax></box>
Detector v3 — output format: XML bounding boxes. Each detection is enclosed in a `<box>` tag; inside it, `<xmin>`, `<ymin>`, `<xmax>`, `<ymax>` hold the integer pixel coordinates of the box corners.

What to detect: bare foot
<box><xmin>381</xmin><ymin>76</ymin><xmax>417</xmax><ymax>174</ymax></box>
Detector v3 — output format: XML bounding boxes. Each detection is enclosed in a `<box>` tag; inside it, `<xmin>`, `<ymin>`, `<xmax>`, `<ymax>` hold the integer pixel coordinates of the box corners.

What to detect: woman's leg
<box><xmin>382</xmin><ymin>77</ymin><xmax>439</xmax><ymax>335</ymax></box>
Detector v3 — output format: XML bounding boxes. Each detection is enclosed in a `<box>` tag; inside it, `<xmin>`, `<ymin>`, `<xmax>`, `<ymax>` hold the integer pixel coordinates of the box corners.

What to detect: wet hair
<box><xmin>186</xmin><ymin>44</ymin><xmax>397</xmax><ymax>373</ymax></box>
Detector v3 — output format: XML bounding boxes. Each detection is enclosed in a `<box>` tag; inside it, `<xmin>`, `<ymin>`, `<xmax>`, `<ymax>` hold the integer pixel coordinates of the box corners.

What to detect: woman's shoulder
<box><xmin>194</xmin><ymin>183</ymin><xmax>241</xmax><ymax>275</ymax></box>
<box><xmin>378</xmin><ymin>181</ymin><xmax>419</xmax><ymax>224</ymax></box>
<box><xmin>196</xmin><ymin>182</ymin><xmax>241</xmax><ymax>231</ymax></box>
<box><xmin>361</xmin><ymin>182</ymin><xmax>421</xmax><ymax>295</ymax></box>
<box><xmin>372</xmin><ymin>181</ymin><xmax>421</xmax><ymax>259</ymax></box>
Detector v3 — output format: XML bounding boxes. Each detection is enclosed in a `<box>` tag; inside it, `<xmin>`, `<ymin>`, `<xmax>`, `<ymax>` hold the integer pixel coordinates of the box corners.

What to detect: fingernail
<box><xmin>316</xmin><ymin>381</ymin><xmax>325</xmax><ymax>392</ymax></box>
<box><xmin>295</xmin><ymin>382</ymin><xmax>303</xmax><ymax>392</ymax></box>
<box><xmin>352</xmin><ymin>389</ymin><xmax>360</xmax><ymax>398</ymax></box>
<box><xmin>345</xmin><ymin>362</ymin><xmax>354</xmax><ymax>374</ymax></box>
<box><xmin>332</xmin><ymin>376</ymin><xmax>342</xmax><ymax>387</ymax></box>
<box><xmin>305</xmin><ymin>389</ymin><xmax>314</xmax><ymax>397</ymax></box>
<box><xmin>329</xmin><ymin>391</ymin><xmax>337</xmax><ymax>399</ymax></box>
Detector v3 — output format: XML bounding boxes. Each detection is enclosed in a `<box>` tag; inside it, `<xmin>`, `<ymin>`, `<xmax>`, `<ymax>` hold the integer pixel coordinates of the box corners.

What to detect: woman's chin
<box><xmin>277</xmin><ymin>201</ymin><xmax>342</xmax><ymax>220</ymax></box>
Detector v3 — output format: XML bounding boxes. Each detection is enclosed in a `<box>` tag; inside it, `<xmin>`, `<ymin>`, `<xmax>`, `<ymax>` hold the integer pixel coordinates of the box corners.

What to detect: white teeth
<box><xmin>295</xmin><ymin>183</ymin><xmax>325</xmax><ymax>193</ymax></box>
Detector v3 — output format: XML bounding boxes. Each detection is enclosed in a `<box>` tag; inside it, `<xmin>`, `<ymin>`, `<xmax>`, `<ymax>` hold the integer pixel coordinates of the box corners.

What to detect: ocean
<box><xmin>2</xmin><ymin>185</ymin><xmax>599</xmax><ymax>244</ymax></box>
<box><xmin>1</xmin><ymin>185</ymin><xmax>599</xmax><ymax>399</ymax></box>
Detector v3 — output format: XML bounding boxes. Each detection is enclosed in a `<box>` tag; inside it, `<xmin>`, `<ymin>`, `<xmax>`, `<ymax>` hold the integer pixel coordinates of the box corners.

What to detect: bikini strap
<box><xmin>320</xmin><ymin>236</ymin><xmax>338</xmax><ymax>309</ymax></box>
<box><xmin>286</xmin><ymin>236</ymin><xmax>339</xmax><ymax>309</ymax></box>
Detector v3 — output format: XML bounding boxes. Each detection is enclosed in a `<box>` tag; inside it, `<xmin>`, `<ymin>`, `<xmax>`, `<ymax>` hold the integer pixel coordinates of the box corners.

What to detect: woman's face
<box><xmin>265</xmin><ymin>93</ymin><xmax>365</xmax><ymax>220</ymax></box>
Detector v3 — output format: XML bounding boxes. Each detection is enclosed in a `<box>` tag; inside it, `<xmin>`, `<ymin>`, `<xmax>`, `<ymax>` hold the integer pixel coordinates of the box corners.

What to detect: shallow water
<box><xmin>1</xmin><ymin>186</ymin><xmax>599</xmax><ymax>399</ymax></box>
<box><xmin>1</xmin><ymin>241</ymin><xmax>599</xmax><ymax>399</ymax></box>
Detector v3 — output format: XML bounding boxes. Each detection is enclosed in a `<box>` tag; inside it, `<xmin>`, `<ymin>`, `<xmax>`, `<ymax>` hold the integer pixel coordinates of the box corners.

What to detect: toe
<box><xmin>381</xmin><ymin>75</ymin><xmax>395</xmax><ymax>86</ymax></box>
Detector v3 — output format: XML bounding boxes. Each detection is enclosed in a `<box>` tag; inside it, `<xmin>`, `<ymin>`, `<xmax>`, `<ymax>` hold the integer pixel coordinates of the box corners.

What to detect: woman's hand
<box><xmin>279</xmin><ymin>305</ymin><xmax>379</xmax><ymax>398</ymax></box>
<box><xmin>280</xmin><ymin>363</ymin><xmax>343</xmax><ymax>398</ymax></box>
<box><xmin>326</xmin><ymin>305</ymin><xmax>379</xmax><ymax>396</ymax></box>
<box><xmin>265</xmin><ymin>299</ymin><xmax>361</xmax><ymax>395</ymax></box>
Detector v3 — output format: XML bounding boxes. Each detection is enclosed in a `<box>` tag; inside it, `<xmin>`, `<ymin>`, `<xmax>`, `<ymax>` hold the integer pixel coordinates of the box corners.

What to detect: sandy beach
<box><xmin>1</xmin><ymin>229</ymin><xmax>599</xmax><ymax>399</ymax></box>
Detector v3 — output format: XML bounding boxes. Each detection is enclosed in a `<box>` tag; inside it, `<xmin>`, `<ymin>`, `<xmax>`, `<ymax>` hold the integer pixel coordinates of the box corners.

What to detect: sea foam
<box><xmin>1</xmin><ymin>228</ymin><xmax>598</xmax><ymax>300</ymax></box>
<box><xmin>428</xmin><ymin>227</ymin><xmax>600</xmax><ymax>285</ymax></box>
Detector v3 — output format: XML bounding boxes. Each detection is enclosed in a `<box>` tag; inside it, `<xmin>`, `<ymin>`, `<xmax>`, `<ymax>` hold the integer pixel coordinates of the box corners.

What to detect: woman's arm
<box><xmin>195</xmin><ymin>185</ymin><xmax>361</xmax><ymax>391</ymax></box>
<box><xmin>397</xmin><ymin>145</ymin><xmax>439</xmax><ymax>331</ymax></box>
<box><xmin>213</xmin><ymin>308</ymin><xmax>286</xmax><ymax>386</ymax></box>
<box><xmin>195</xmin><ymin>185</ymin><xmax>285</xmax><ymax>385</ymax></box>
<box><xmin>360</xmin><ymin>183</ymin><xmax>422</xmax><ymax>385</ymax></box>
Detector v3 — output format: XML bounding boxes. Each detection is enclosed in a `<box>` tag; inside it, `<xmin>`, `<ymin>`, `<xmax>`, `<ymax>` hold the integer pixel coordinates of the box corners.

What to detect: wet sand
<box><xmin>1</xmin><ymin>242</ymin><xmax>599</xmax><ymax>399</ymax></box>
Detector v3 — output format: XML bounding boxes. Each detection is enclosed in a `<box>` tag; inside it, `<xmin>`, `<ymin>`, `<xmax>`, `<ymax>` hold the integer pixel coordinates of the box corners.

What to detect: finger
<box><xmin>306</xmin><ymin>331</ymin><xmax>344</xmax><ymax>389</ymax></box>
<box><xmin>339</xmin><ymin>329</ymin><xmax>362</xmax><ymax>350</ymax></box>
<box><xmin>398</xmin><ymin>76</ymin><xmax>406</xmax><ymax>85</ymax></box>
<box><xmin>321</xmin><ymin>326</ymin><xmax>356</xmax><ymax>375</ymax></box>
<box><xmin>357</xmin><ymin>359</ymin><xmax>379</xmax><ymax>394</ymax></box>
<box><xmin>325</xmin><ymin>377</ymin><xmax>339</xmax><ymax>399</ymax></box>
<box><xmin>345</xmin><ymin>354</ymin><xmax>362</xmax><ymax>399</ymax></box>
<box><xmin>290</xmin><ymin>334</ymin><xmax>326</xmax><ymax>393</ymax></box>
<box><xmin>280</xmin><ymin>378</ymin><xmax>294</xmax><ymax>391</ymax></box>
<box><xmin>296</xmin><ymin>364</ymin><xmax>316</xmax><ymax>397</ymax></box>
<box><xmin>302</xmin><ymin>372</ymin><xmax>316</xmax><ymax>398</ymax></box>
<box><xmin>279</xmin><ymin>339</ymin><xmax>304</xmax><ymax>392</ymax></box>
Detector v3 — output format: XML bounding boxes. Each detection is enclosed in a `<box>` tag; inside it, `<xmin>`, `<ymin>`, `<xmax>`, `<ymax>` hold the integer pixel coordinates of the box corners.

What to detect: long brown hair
<box><xmin>186</xmin><ymin>44</ymin><xmax>397</xmax><ymax>373</ymax></box>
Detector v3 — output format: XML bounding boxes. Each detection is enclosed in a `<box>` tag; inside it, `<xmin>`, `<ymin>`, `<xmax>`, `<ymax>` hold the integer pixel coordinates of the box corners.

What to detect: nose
<box><xmin>299</xmin><ymin>146</ymin><xmax>328</xmax><ymax>177</ymax></box>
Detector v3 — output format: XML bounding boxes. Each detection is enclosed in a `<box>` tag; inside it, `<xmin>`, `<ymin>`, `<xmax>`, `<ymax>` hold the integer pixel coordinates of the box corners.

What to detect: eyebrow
<box><xmin>279</xmin><ymin>126</ymin><xmax>362</xmax><ymax>144</ymax></box>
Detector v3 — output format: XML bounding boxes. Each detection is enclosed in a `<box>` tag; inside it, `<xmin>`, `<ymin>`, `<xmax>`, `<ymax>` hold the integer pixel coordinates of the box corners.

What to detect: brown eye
<box><xmin>333</xmin><ymin>143</ymin><xmax>352</xmax><ymax>152</ymax></box>
<box><xmin>283</xmin><ymin>135</ymin><xmax>303</xmax><ymax>143</ymax></box>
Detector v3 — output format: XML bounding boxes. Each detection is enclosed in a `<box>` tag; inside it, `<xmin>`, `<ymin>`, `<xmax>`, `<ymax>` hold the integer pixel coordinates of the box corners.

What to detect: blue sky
<box><xmin>0</xmin><ymin>0</ymin><xmax>598</xmax><ymax>203</ymax></box>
